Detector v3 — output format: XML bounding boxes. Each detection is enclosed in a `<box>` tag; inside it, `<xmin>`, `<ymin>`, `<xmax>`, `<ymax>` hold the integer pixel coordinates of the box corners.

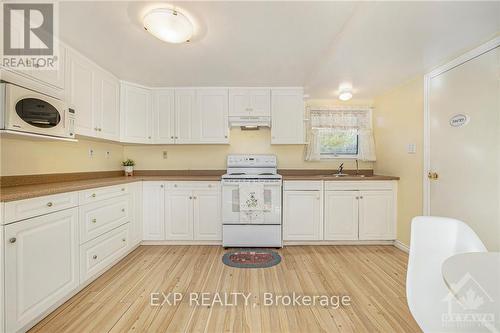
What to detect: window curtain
<box><xmin>304</xmin><ymin>107</ymin><xmax>376</xmax><ymax>161</ymax></box>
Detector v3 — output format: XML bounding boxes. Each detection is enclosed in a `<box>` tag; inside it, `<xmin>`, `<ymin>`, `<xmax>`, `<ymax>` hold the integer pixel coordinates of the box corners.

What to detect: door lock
<box><xmin>428</xmin><ymin>172</ymin><xmax>439</xmax><ymax>180</ymax></box>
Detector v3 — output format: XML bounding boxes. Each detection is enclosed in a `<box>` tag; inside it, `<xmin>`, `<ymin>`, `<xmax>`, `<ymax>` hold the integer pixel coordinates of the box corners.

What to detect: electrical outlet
<box><xmin>407</xmin><ymin>143</ymin><xmax>416</xmax><ymax>154</ymax></box>
<box><xmin>105</xmin><ymin>151</ymin><xmax>111</xmax><ymax>159</ymax></box>
<box><xmin>88</xmin><ymin>148</ymin><xmax>94</xmax><ymax>158</ymax></box>
<box><xmin>163</xmin><ymin>151</ymin><xmax>168</xmax><ymax>159</ymax></box>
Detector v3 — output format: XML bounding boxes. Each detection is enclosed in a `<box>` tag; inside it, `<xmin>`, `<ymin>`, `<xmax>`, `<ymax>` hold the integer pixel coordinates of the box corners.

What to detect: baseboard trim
<box><xmin>141</xmin><ymin>240</ymin><xmax>222</xmax><ymax>246</ymax></box>
<box><xmin>393</xmin><ymin>240</ymin><xmax>409</xmax><ymax>253</ymax></box>
<box><xmin>283</xmin><ymin>240</ymin><xmax>394</xmax><ymax>246</ymax></box>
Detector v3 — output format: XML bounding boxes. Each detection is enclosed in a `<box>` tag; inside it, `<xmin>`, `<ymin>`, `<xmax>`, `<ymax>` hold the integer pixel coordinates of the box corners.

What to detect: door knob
<box><xmin>428</xmin><ymin>172</ymin><xmax>439</xmax><ymax>180</ymax></box>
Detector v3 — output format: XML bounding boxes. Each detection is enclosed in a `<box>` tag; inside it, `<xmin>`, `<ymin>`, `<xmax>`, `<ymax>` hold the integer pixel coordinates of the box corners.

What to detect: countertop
<box><xmin>0</xmin><ymin>170</ymin><xmax>399</xmax><ymax>202</ymax></box>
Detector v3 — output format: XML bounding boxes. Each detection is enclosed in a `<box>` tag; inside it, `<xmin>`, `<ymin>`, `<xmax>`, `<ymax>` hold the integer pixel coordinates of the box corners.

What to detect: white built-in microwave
<box><xmin>0</xmin><ymin>83</ymin><xmax>75</xmax><ymax>139</ymax></box>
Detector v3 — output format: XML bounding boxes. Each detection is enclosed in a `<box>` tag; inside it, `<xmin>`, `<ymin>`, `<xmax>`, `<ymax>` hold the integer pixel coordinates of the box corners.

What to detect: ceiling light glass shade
<box><xmin>338</xmin><ymin>90</ymin><xmax>353</xmax><ymax>101</ymax></box>
<box><xmin>143</xmin><ymin>8</ymin><xmax>193</xmax><ymax>44</ymax></box>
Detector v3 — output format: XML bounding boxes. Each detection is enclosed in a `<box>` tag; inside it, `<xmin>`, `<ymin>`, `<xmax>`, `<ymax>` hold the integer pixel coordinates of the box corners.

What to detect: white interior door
<box><xmin>427</xmin><ymin>45</ymin><xmax>500</xmax><ymax>250</ymax></box>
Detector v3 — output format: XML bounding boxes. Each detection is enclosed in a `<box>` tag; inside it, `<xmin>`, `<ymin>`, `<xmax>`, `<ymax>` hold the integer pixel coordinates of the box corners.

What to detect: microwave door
<box><xmin>15</xmin><ymin>98</ymin><xmax>61</xmax><ymax>129</ymax></box>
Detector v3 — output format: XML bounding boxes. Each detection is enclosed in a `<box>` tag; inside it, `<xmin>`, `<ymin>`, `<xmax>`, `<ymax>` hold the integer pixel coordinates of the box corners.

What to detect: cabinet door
<box><xmin>197</xmin><ymin>89</ymin><xmax>229</xmax><ymax>143</ymax></box>
<box><xmin>4</xmin><ymin>208</ymin><xmax>79</xmax><ymax>333</ymax></box>
<box><xmin>283</xmin><ymin>191</ymin><xmax>322</xmax><ymax>241</ymax></box>
<box><xmin>142</xmin><ymin>182</ymin><xmax>165</xmax><ymax>240</ymax></box>
<box><xmin>152</xmin><ymin>89</ymin><xmax>175</xmax><ymax>144</ymax></box>
<box><xmin>66</xmin><ymin>49</ymin><xmax>96</xmax><ymax>137</ymax></box>
<box><xmin>130</xmin><ymin>182</ymin><xmax>143</xmax><ymax>246</ymax></box>
<box><xmin>229</xmin><ymin>88</ymin><xmax>250</xmax><ymax>116</ymax></box>
<box><xmin>175</xmin><ymin>88</ymin><xmax>197</xmax><ymax>144</ymax></box>
<box><xmin>358</xmin><ymin>191</ymin><xmax>395</xmax><ymax>240</ymax></box>
<box><xmin>95</xmin><ymin>70</ymin><xmax>120</xmax><ymax>141</ymax></box>
<box><xmin>249</xmin><ymin>88</ymin><xmax>271</xmax><ymax>116</ymax></box>
<box><xmin>324</xmin><ymin>191</ymin><xmax>359</xmax><ymax>240</ymax></box>
<box><xmin>26</xmin><ymin>44</ymin><xmax>66</xmax><ymax>90</ymax></box>
<box><xmin>193</xmin><ymin>189</ymin><xmax>221</xmax><ymax>240</ymax></box>
<box><xmin>271</xmin><ymin>88</ymin><xmax>305</xmax><ymax>144</ymax></box>
<box><xmin>120</xmin><ymin>83</ymin><xmax>152</xmax><ymax>143</ymax></box>
<box><xmin>165</xmin><ymin>190</ymin><xmax>194</xmax><ymax>240</ymax></box>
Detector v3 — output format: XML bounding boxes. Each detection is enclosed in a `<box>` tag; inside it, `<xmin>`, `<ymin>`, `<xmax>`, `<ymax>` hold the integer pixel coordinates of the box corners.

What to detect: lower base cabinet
<box><xmin>144</xmin><ymin>181</ymin><xmax>222</xmax><ymax>241</ymax></box>
<box><xmin>283</xmin><ymin>190</ymin><xmax>323</xmax><ymax>240</ymax></box>
<box><xmin>80</xmin><ymin>223</ymin><xmax>131</xmax><ymax>283</ymax></box>
<box><xmin>4</xmin><ymin>208</ymin><xmax>79</xmax><ymax>333</ymax></box>
<box><xmin>324</xmin><ymin>191</ymin><xmax>359</xmax><ymax>240</ymax></box>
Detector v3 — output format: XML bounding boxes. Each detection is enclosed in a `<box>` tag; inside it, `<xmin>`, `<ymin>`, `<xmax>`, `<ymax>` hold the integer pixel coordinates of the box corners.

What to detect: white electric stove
<box><xmin>221</xmin><ymin>154</ymin><xmax>282</xmax><ymax>248</ymax></box>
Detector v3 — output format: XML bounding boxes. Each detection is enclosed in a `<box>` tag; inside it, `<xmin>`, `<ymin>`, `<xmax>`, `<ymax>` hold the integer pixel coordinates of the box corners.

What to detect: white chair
<box><xmin>406</xmin><ymin>216</ymin><xmax>487</xmax><ymax>332</ymax></box>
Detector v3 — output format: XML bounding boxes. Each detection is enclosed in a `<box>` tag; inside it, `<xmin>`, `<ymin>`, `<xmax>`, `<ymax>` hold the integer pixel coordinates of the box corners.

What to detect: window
<box><xmin>304</xmin><ymin>108</ymin><xmax>376</xmax><ymax>161</ymax></box>
<box><xmin>318</xmin><ymin>128</ymin><xmax>358</xmax><ymax>158</ymax></box>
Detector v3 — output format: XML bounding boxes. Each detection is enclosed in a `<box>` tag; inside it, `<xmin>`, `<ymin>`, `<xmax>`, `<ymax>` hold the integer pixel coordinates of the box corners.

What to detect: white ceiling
<box><xmin>59</xmin><ymin>1</ymin><xmax>500</xmax><ymax>100</ymax></box>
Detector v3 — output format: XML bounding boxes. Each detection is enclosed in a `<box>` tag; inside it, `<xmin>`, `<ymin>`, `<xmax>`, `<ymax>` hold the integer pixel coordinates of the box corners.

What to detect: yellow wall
<box><xmin>123</xmin><ymin>127</ymin><xmax>373</xmax><ymax>170</ymax></box>
<box><xmin>0</xmin><ymin>136</ymin><xmax>124</xmax><ymax>176</ymax></box>
<box><xmin>373</xmin><ymin>77</ymin><xmax>424</xmax><ymax>247</ymax></box>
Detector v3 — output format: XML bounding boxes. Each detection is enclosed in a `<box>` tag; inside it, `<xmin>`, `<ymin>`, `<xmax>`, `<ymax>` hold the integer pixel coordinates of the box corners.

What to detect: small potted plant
<box><xmin>122</xmin><ymin>159</ymin><xmax>135</xmax><ymax>176</ymax></box>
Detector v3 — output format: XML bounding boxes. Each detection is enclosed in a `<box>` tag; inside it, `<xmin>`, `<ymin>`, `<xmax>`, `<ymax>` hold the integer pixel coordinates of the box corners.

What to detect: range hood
<box><xmin>229</xmin><ymin>116</ymin><xmax>271</xmax><ymax>129</ymax></box>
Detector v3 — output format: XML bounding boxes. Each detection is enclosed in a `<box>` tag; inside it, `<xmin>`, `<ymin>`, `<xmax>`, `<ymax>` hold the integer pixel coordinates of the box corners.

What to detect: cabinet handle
<box><xmin>93</xmin><ymin>255</ymin><xmax>98</xmax><ymax>260</ymax></box>
<box><xmin>91</xmin><ymin>193</ymin><xmax>96</xmax><ymax>198</ymax></box>
<box><xmin>46</xmin><ymin>202</ymin><xmax>53</xmax><ymax>207</ymax></box>
<box><xmin>9</xmin><ymin>237</ymin><xmax>16</xmax><ymax>244</ymax></box>
<box><xmin>92</xmin><ymin>218</ymin><xmax>97</xmax><ymax>223</ymax></box>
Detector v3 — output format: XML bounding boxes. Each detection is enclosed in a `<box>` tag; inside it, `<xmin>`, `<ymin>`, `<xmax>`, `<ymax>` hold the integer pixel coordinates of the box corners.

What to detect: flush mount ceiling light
<box><xmin>338</xmin><ymin>89</ymin><xmax>353</xmax><ymax>101</ymax></box>
<box><xmin>143</xmin><ymin>8</ymin><xmax>193</xmax><ymax>44</ymax></box>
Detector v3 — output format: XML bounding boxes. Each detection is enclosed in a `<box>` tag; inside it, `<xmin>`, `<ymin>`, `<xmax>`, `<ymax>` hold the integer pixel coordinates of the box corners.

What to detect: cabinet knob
<box><xmin>148</xmin><ymin>136</ymin><xmax>152</xmax><ymax>139</ymax></box>
<box><xmin>174</xmin><ymin>184</ymin><xmax>178</xmax><ymax>187</ymax></box>
<box><xmin>121</xmin><ymin>188</ymin><xmax>125</xmax><ymax>191</ymax></box>
<box><xmin>208</xmin><ymin>184</ymin><xmax>212</xmax><ymax>188</ymax></box>
<box><xmin>171</xmin><ymin>136</ymin><xmax>174</xmax><ymax>139</ymax></box>
<box><xmin>91</xmin><ymin>193</ymin><xmax>96</xmax><ymax>198</ymax></box>
<box><xmin>122</xmin><ymin>238</ymin><xmax>126</xmax><ymax>242</ymax></box>
<box><xmin>121</xmin><ymin>208</ymin><xmax>125</xmax><ymax>212</ymax></box>
<box><xmin>193</xmin><ymin>196</ymin><xmax>197</xmax><ymax>200</ymax></box>
<box><xmin>98</xmin><ymin>128</ymin><xmax>102</xmax><ymax>132</ymax></box>
<box><xmin>94</xmin><ymin>127</ymin><xmax>98</xmax><ymax>131</ymax></box>
<box><xmin>224</xmin><ymin>135</ymin><xmax>228</xmax><ymax>138</ymax></box>
<box><xmin>46</xmin><ymin>202</ymin><xmax>53</xmax><ymax>207</ymax></box>
<box><xmin>189</xmin><ymin>196</ymin><xmax>193</xmax><ymax>199</ymax></box>
<box><xmin>92</xmin><ymin>218</ymin><xmax>97</xmax><ymax>223</ymax></box>
<box><xmin>360</xmin><ymin>196</ymin><xmax>364</xmax><ymax>199</ymax></box>
<box><xmin>9</xmin><ymin>237</ymin><xmax>16</xmax><ymax>244</ymax></box>
<box><xmin>93</xmin><ymin>255</ymin><xmax>98</xmax><ymax>260</ymax></box>
<box><xmin>356</xmin><ymin>196</ymin><xmax>359</xmax><ymax>200</ymax></box>
<box><xmin>160</xmin><ymin>184</ymin><xmax>164</xmax><ymax>188</ymax></box>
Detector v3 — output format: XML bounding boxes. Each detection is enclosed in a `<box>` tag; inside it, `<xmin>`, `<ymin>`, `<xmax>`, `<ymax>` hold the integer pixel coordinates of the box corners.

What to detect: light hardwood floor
<box><xmin>30</xmin><ymin>245</ymin><xmax>421</xmax><ymax>332</ymax></box>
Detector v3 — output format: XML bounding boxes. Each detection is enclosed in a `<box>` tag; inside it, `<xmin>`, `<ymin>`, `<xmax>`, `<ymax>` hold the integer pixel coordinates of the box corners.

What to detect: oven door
<box><xmin>4</xmin><ymin>83</ymin><xmax>72</xmax><ymax>138</ymax></box>
<box><xmin>222</xmin><ymin>179</ymin><xmax>282</xmax><ymax>225</ymax></box>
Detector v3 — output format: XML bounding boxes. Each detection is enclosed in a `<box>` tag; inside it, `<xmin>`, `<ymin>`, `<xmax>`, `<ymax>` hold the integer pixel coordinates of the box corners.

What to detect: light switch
<box><xmin>407</xmin><ymin>143</ymin><xmax>416</xmax><ymax>154</ymax></box>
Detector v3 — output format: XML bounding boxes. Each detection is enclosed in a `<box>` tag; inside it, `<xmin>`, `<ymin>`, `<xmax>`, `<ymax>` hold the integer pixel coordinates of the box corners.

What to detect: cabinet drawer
<box><xmin>80</xmin><ymin>223</ymin><xmax>131</xmax><ymax>284</ymax></box>
<box><xmin>324</xmin><ymin>181</ymin><xmax>396</xmax><ymax>191</ymax></box>
<box><xmin>165</xmin><ymin>181</ymin><xmax>220</xmax><ymax>190</ymax></box>
<box><xmin>79</xmin><ymin>184</ymin><xmax>129</xmax><ymax>204</ymax></box>
<box><xmin>283</xmin><ymin>181</ymin><xmax>323</xmax><ymax>191</ymax></box>
<box><xmin>79</xmin><ymin>196</ymin><xmax>131</xmax><ymax>244</ymax></box>
<box><xmin>4</xmin><ymin>192</ymin><xmax>78</xmax><ymax>224</ymax></box>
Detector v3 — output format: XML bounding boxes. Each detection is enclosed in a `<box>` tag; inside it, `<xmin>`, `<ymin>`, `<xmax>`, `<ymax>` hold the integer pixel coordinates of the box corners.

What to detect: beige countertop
<box><xmin>0</xmin><ymin>170</ymin><xmax>399</xmax><ymax>202</ymax></box>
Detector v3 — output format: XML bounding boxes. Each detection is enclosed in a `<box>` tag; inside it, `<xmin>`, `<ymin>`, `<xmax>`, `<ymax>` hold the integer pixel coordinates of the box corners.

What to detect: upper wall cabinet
<box><xmin>120</xmin><ymin>83</ymin><xmax>152</xmax><ymax>144</ymax></box>
<box><xmin>174</xmin><ymin>88</ymin><xmax>198</xmax><ymax>144</ymax></box>
<box><xmin>229</xmin><ymin>88</ymin><xmax>270</xmax><ymax>117</ymax></box>
<box><xmin>196</xmin><ymin>88</ymin><xmax>229</xmax><ymax>144</ymax></box>
<box><xmin>271</xmin><ymin>88</ymin><xmax>305</xmax><ymax>144</ymax></box>
<box><xmin>66</xmin><ymin>48</ymin><xmax>120</xmax><ymax>141</ymax></box>
<box><xmin>152</xmin><ymin>89</ymin><xmax>175</xmax><ymax>144</ymax></box>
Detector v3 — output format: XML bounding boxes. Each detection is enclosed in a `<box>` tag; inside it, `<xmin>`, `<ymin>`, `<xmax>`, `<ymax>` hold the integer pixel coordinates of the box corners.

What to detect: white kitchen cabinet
<box><xmin>174</xmin><ymin>88</ymin><xmax>198</xmax><ymax>144</ymax></box>
<box><xmin>120</xmin><ymin>82</ymin><xmax>152</xmax><ymax>143</ymax></box>
<box><xmin>94</xmin><ymin>69</ymin><xmax>120</xmax><ymax>141</ymax></box>
<box><xmin>66</xmin><ymin>48</ymin><xmax>120</xmax><ymax>141</ymax></box>
<box><xmin>193</xmin><ymin>189</ymin><xmax>222</xmax><ymax>240</ymax></box>
<box><xmin>324</xmin><ymin>191</ymin><xmax>359</xmax><ymax>240</ymax></box>
<box><xmin>4</xmin><ymin>208</ymin><xmax>79</xmax><ymax>333</ymax></box>
<box><xmin>142</xmin><ymin>182</ymin><xmax>165</xmax><ymax>240</ymax></box>
<box><xmin>130</xmin><ymin>182</ymin><xmax>143</xmax><ymax>246</ymax></box>
<box><xmin>197</xmin><ymin>88</ymin><xmax>229</xmax><ymax>143</ymax></box>
<box><xmin>358</xmin><ymin>190</ymin><xmax>395</xmax><ymax>240</ymax></box>
<box><xmin>283</xmin><ymin>190</ymin><xmax>322</xmax><ymax>241</ymax></box>
<box><xmin>271</xmin><ymin>88</ymin><xmax>305</xmax><ymax>144</ymax></box>
<box><xmin>26</xmin><ymin>44</ymin><xmax>66</xmax><ymax>90</ymax></box>
<box><xmin>229</xmin><ymin>88</ymin><xmax>270</xmax><ymax>117</ymax></box>
<box><xmin>66</xmin><ymin>48</ymin><xmax>95</xmax><ymax>137</ymax></box>
<box><xmin>165</xmin><ymin>189</ymin><xmax>193</xmax><ymax>240</ymax></box>
<box><xmin>152</xmin><ymin>89</ymin><xmax>175</xmax><ymax>144</ymax></box>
